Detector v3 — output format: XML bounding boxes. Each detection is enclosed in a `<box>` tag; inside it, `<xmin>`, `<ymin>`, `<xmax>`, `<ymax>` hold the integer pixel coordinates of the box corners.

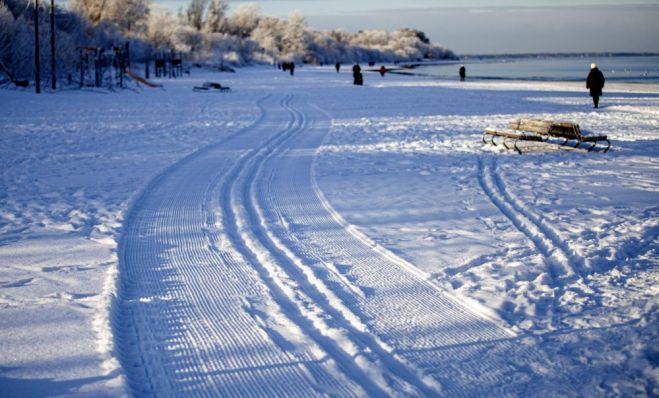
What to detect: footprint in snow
<box><xmin>0</xmin><ymin>278</ymin><xmax>34</xmax><ymax>288</ymax></box>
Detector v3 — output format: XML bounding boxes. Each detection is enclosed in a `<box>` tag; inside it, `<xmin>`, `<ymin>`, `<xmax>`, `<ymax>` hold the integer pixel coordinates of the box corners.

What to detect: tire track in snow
<box><xmin>116</xmin><ymin>95</ymin><xmax>363</xmax><ymax>397</ymax></box>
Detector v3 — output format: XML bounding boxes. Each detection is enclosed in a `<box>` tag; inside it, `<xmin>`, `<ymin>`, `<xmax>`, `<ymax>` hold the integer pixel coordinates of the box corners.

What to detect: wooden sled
<box><xmin>193</xmin><ymin>82</ymin><xmax>231</xmax><ymax>92</ymax></box>
<box><xmin>482</xmin><ymin>128</ymin><xmax>544</xmax><ymax>154</ymax></box>
<box><xmin>484</xmin><ymin>118</ymin><xmax>610</xmax><ymax>154</ymax></box>
<box><xmin>510</xmin><ymin>119</ymin><xmax>610</xmax><ymax>152</ymax></box>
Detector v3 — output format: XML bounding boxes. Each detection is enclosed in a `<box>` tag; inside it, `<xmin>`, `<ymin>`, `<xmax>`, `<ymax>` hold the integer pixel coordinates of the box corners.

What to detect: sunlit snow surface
<box><xmin>0</xmin><ymin>67</ymin><xmax>657</xmax><ymax>396</ymax></box>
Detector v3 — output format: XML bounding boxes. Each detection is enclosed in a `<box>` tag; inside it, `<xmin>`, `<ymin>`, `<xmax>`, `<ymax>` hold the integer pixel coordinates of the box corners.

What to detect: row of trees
<box><xmin>0</xmin><ymin>0</ymin><xmax>456</xmax><ymax>85</ymax></box>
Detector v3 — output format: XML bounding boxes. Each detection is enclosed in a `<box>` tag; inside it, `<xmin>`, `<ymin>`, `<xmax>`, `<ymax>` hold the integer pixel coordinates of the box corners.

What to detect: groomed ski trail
<box><xmin>116</xmin><ymin>93</ymin><xmax>575</xmax><ymax>397</ymax></box>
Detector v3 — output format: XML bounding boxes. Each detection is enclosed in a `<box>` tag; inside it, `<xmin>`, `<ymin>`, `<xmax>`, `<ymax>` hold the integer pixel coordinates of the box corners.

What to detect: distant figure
<box><xmin>459</xmin><ymin>64</ymin><xmax>466</xmax><ymax>81</ymax></box>
<box><xmin>352</xmin><ymin>63</ymin><xmax>363</xmax><ymax>85</ymax></box>
<box><xmin>290</xmin><ymin>62</ymin><xmax>295</xmax><ymax>76</ymax></box>
<box><xmin>335</xmin><ymin>62</ymin><xmax>340</xmax><ymax>72</ymax></box>
<box><xmin>379</xmin><ymin>65</ymin><xmax>386</xmax><ymax>77</ymax></box>
<box><xmin>586</xmin><ymin>63</ymin><xmax>605</xmax><ymax>108</ymax></box>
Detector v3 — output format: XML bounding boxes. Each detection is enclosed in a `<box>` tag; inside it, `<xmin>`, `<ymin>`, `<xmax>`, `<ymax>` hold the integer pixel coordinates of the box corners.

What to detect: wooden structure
<box><xmin>483</xmin><ymin>118</ymin><xmax>610</xmax><ymax>154</ymax></box>
<box><xmin>77</xmin><ymin>46</ymin><xmax>128</xmax><ymax>88</ymax></box>
<box><xmin>154</xmin><ymin>51</ymin><xmax>183</xmax><ymax>79</ymax></box>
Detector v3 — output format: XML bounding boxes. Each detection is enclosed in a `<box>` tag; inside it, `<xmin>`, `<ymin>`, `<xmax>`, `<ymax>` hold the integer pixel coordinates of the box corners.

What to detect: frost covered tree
<box><xmin>205</xmin><ymin>32</ymin><xmax>256</xmax><ymax>66</ymax></box>
<box><xmin>204</xmin><ymin>0</ymin><xmax>229</xmax><ymax>33</ymax></box>
<box><xmin>0</xmin><ymin>4</ymin><xmax>15</xmax><ymax>65</ymax></box>
<box><xmin>250</xmin><ymin>16</ymin><xmax>285</xmax><ymax>62</ymax></box>
<box><xmin>185</xmin><ymin>0</ymin><xmax>208</xmax><ymax>31</ymax></box>
<box><xmin>280</xmin><ymin>10</ymin><xmax>308</xmax><ymax>62</ymax></box>
<box><xmin>104</xmin><ymin>0</ymin><xmax>150</xmax><ymax>36</ymax></box>
<box><xmin>70</xmin><ymin>0</ymin><xmax>150</xmax><ymax>36</ymax></box>
<box><xmin>1</xmin><ymin>0</ymin><xmax>92</xmax><ymax>83</ymax></box>
<box><xmin>0</xmin><ymin>3</ymin><xmax>31</xmax><ymax>81</ymax></box>
<box><xmin>69</xmin><ymin>0</ymin><xmax>105</xmax><ymax>25</ymax></box>
<box><xmin>147</xmin><ymin>4</ymin><xmax>182</xmax><ymax>50</ymax></box>
<box><xmin>1</xmin><ymin>0</ymin><xmax>456</xmax><ymax>84</ymax></box>
<box><xmin>174</xmin><ymin>25</ymin><xmax>205</xmax><ymax>56</ymax></box>
<box><xmin>229</xmin><ymin>3</ymin><xmax>260</xmax><ymax>38</ymax></box>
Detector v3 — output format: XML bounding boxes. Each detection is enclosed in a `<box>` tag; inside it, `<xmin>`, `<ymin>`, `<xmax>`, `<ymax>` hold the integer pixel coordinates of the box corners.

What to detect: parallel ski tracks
<box><xmin>247</xmin><ymin>98</ymin><xmax>562</xmax><ymax>396</ymax></box>
<box><xmin>116</xmin><ymin>93</ymin><xmax>572</xmax><ymax>397</ymax></box>
<box><xmin>477</xmin><ymin>157</ymin><xmax>589</xmax><ymax>282</ymax></box>
<box><xmin>476</xmin><ymin>156</ymin><xmax>603</xmax><ymax>325</ymax></box>
<box><xmin>229</xmin><ymin>97</ymin><xmax>444</xmax><ymax>396</ymax></box>
<box><xmin>117</xmin><ymin>95</ymin><xmax>357</xmax><ymax>397</ymax></box>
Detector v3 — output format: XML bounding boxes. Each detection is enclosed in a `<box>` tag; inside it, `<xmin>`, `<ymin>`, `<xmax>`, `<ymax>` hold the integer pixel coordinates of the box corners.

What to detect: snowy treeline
<box><xmin>157</xmin><ymin>2</ymin><xmax>456</xmax><ymax>66</ymax></box>
<box><xmin>0</xmin><ymin>0</ymin><xmax>455</xmax><ymax>84</ymax></box>
<box><xmin>0</xmin><ymin>0</ymin><xmax>145</xmax><ymax>82</ymax></box>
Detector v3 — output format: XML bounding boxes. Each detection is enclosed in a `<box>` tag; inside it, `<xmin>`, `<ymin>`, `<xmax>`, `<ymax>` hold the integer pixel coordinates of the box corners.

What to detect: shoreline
<box><xmin>370</xmin><ymin>69</ymin><xmax>659</xmax><ymax>94</ymax></box>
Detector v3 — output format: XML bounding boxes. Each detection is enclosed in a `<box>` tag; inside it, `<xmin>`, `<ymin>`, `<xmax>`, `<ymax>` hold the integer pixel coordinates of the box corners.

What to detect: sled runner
<box><xmin>482</xmin><ymin>128</ymin><xmax>544</xmax><ymax>154</ymax></box>
<box><xmin>193</xmin><ymin>82</ymin><xmax>231</xmax><ymax>92</ymax></box>
<box><xmin>484</xmin><ymin>118</ymin><xmax>610</xmax><ymax>154</ymax></box>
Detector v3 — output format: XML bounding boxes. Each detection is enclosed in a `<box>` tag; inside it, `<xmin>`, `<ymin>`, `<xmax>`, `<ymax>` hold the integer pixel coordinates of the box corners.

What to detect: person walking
<box><xmin>335</xmin><ymin>62</ymin><xmax>341</xmax><ymax>72</ymax></box>
<box><xmin>459</xmin><ymin>64</ymin><xmax>466</xmax><ymax>81</ymax></box>
<box><xmin>352</xmin><ymin>63</ymin><xmax>363</xmax><ymax>85</ymax></box>
<box><xmin>586</xmin><ymin>63</ymin><xmax>605</xmax><ymax>108</ymax></box>
<box><xmin>290</xmin><ymin>62</ymin><xmax>295</xmax><ymax>76</ymax></box>
<box><xmin>379</xmin><ymin>65</ymin><xmax>386</xmax><ymax>77</ymax></box>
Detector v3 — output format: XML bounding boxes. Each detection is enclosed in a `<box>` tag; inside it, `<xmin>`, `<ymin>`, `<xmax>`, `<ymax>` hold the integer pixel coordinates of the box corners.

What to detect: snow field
<box><xmin>313</xmin><ymin>71</ymin><xmax>658</xmax><ymax>394</ymax></box>
<box><xmin>0</xmin><ymin>65</ymin><xmax>657</xmax><ymax>396</ymax></box>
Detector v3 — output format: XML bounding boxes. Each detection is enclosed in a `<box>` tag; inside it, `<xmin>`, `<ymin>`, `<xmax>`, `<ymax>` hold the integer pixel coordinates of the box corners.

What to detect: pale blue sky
<box><xmin>68</xmin><ymin>0</ymin><xmax>659</xmax><ymax>54</ymax></box>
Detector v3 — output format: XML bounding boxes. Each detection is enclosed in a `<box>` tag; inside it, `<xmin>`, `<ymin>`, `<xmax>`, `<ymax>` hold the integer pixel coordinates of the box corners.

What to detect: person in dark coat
<box><xmin>586</xmin><ymin>63</ymin><xmax>605</xmax><ymax>108</ymax></box>
<box><xmin>290</xmin><ymin>62</ymin><xmax>295</xmax><ymax>76</ymax></box>
<box><xmin>352</xmin><ymin>63</ymin><xmax>363</xmax><ymax>85</ymax></box>
<box><xmin>459</xmin><ymin>64</ymin><xmax>466</xmax><ymax>81</ymax></box>
<box><xmin>335</xmin><ymin>62</ymin><xmax>341</xmax><ymax>72</ymax></box>
<box><xmin>379</xmin><ymin>65</ymin><xmax>386</xmax><ymax>77</ymax></box>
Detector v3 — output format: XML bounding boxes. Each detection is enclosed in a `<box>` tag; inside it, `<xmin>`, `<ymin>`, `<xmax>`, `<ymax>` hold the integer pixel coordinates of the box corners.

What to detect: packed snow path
<box><xmin>117</xmin><ymin>93</ymin><xmax>574</xmax><ymax>396</ymax></box>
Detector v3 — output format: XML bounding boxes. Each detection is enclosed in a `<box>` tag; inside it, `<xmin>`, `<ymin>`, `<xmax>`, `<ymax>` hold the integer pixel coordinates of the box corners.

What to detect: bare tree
<box><xmin>185</xmin><ymin>0</ymin><xmax>207</xmax><ymax>31</ymax></box>
<box><xmin>204</xmin><ymin>0</ymin><xmax>228</xmax><ymax>33</ymax></box>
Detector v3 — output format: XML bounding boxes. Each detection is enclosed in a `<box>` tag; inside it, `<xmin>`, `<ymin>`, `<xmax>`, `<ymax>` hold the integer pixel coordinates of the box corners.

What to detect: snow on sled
<box><xmin>483</xmin><ymin>118</ymin><xmax>610</xmax><ymax>154</ymax></box>
<box><xmin>193</xmin><ymin>82</ymin><xmax>231</xmax><ymax>92</ymax></box>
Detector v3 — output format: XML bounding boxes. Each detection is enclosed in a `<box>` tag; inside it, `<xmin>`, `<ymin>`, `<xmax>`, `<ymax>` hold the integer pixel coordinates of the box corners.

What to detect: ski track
<box><xmin>116</xmin><ymin>93</ymin><xmax>575</xmax><ymax>397</ymax></box>
<box><xmin>476</xmin><ymin>156</ymin><xmax>608</xmax><ymax>323</ymax></box>
<box><xmin>477</xmin><ymin>157</ymin><xmax>583</xmax><ymax>281</ymax></box>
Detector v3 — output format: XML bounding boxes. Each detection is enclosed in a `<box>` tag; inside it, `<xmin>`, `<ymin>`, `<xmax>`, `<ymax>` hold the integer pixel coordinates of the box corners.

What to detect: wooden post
<box><xmin>34</xmin><ymin>0</ymin><xmax>41</xmax><ymax>94</ymax></box>
<box><xmin>50</xmin><ymin>0</ymin><xmax>56</xmax><ymax>90</ymax></box>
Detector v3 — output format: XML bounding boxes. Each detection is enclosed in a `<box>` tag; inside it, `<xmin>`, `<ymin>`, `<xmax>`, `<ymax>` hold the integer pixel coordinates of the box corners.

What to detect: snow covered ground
<box><xmin>0</xmin><ymin>66</ymin><xmax>657</xmax><ymax>397</ymax></box>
